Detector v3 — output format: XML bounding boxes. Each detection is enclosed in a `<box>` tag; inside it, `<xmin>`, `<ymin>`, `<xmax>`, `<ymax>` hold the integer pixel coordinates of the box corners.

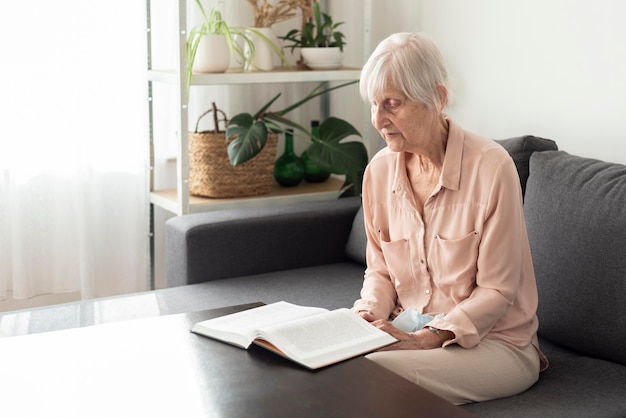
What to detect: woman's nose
<box><xmin>371</xmin><ymin>106</ymin><xmax>387</xmax><ymax>130</ymax></box>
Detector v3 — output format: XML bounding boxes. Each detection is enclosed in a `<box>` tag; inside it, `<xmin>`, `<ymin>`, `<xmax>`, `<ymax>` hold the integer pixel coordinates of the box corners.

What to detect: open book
<box><xmin>191</xmin><ymin>301</ymin><xmax>397</xmax><ymax>370</ymax></box>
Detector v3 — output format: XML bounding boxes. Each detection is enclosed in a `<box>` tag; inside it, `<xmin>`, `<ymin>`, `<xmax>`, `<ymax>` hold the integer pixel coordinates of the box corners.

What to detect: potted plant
<box><xmin>225</xmin><ymin>81</ymin><xmax>368</xmax><ymax>197</ymax></box>
<box><xmin>186</xmin><ymin>1</ymin><xmax>289</xmax><ymax>89</ymax></box>
<box><xmin>279</xmin><ymin>0</ymin><xmax>346</xmax><ymax>69</ymax></box>
<box><xmin>186</xmin><ymin>1</ymin><xmax>250</xmax><ymax>89</ymax></box>
<box><xmin>243</xmin><ymin>0</ymin><xmax>300</xmax><ymax>71</ymax></box>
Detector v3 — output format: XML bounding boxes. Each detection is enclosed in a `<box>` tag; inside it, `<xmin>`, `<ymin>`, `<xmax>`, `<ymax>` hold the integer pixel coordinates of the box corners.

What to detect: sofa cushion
<box><xmin>495</xmin><ymin>135</ymin><xmax>558</xmax><ymax>197</ymax></box>
<box><xmin>167</xmin><ymin>197</ymin><xmax>361</xmax><ymax>286</ymax></box>
<box><xmin>524</xmin><ymin>151</ymin><xmax>626</xmax><ymax>366</ymax></box>
<box><xmin>463</xmin><ymin>338</ymin><xmax>626</xmax><ymax>417</ymax></box>
<box><xmin>345</xmin><ymin>205</ymin><xmax>366</xmax><ymax>265</ymax></box>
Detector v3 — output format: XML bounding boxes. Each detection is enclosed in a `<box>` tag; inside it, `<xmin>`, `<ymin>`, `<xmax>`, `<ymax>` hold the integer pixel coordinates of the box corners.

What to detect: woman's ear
<box><xmin>435</xmin><ymin>84</ymin><xmax>448</xmax><ymax>112</ymax></box>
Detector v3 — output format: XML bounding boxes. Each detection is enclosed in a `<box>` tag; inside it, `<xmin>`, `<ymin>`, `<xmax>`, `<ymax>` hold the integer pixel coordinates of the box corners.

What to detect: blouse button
<box><xmin>425</xmin><ymin>289</ymin><xmax>431</xmax><ymax>294</ymax></box>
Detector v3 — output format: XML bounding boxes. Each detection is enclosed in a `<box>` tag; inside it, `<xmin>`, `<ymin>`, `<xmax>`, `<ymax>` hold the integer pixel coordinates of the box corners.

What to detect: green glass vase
<box><xmin>302</xmin><ymin>120</ymin><xmax>331</xmax><ymax>183</ymax></box>
<box><xmin>273</xmin><ymin>129</ymin><xmax>304</xmax><ymax>187</ymax></box>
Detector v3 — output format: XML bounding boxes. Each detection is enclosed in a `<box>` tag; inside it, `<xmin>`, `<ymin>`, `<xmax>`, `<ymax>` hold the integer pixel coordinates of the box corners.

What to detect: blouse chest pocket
<box><xmin>430</xmin><ymin>230</ymin><xmax>480</xmax><ymax>286</ymax></box>
<box><xmin>379</xmin><ymin>234</ymin><xmax>413</xmax><ymax>289</ymax></box>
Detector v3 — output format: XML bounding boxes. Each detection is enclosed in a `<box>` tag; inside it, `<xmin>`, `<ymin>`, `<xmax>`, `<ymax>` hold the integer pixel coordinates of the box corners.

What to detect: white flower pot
<box><xmin>244</xmin><ymin>27</ymin><xmax>276</xmax><ymax>72</ymax></box>
<box><xmin>300</xmin><ymin>47</ymin><xmax>343</xmax><ymax>70</ymax></box>
<box><xmin>193</xmin><ymin>34</ymin><xmax>231</xmax><ymax>73</ymax></box>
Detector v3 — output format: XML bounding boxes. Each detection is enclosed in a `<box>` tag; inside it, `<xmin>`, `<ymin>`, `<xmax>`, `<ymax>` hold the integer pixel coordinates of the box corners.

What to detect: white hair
<box><xmin>360</xmin><ymin>32</ymin><xmax>451</xmax><ymax>112</ymax></box>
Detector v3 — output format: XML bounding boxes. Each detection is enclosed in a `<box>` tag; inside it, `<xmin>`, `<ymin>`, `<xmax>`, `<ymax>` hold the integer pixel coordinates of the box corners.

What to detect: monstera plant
<box><xmin>225</xmin><ymin>81</ymin><xmax>368</xmax><ymax>196</ymax></box>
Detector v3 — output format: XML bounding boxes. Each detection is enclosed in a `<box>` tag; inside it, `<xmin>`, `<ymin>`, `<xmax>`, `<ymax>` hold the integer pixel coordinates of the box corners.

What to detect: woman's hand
<box><xmin>358</xmin><ymin>311</ymin><xmax>377</xmax><ymax>322</ymax></box>
<box><xmin>371</xmin><ymin>320</ymin><xmax>451</xmax><ymax>350</ymax></box>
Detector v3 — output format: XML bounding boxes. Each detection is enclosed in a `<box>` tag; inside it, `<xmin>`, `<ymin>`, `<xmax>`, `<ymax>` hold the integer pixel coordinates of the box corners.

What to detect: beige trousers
<box><xmin>366</xmin><ymin>338</ymin><xmax>540</xmax><ymax>405</ymax></box>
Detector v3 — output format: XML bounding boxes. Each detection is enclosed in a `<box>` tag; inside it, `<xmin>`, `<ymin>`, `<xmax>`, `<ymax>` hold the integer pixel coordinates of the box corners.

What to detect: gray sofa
<box><xmin>164</xmin><ymin>135</ymin><xmax>626</xmax><ymax>417</ymax></box>
<box><xmin>2</xmin><ymin>136</ymin><xmax>625</xmax><ymax>417</ymax></box>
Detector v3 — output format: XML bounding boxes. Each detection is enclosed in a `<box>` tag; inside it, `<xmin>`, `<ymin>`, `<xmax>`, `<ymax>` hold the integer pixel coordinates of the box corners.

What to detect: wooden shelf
<box><xmin>148</xmin><ymin>67</ymin><xmax>361</xmax><ymax>86</ymax></box>
<box><xmin>151</xmin><ymin>176</ymin><xmax>345</xmax><ymax>214</ymax></box>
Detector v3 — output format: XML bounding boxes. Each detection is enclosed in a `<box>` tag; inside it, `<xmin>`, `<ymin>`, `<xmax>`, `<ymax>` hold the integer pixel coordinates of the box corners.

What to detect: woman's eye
<box><xmin>386</xmin><ymin>99</ymin><xmax>401</xmax><ymax>109</ymax></box>
<box><xmin>371</xmin><ymin>98</ymin><xmax>402</xmax><ymax>114</ymax></box>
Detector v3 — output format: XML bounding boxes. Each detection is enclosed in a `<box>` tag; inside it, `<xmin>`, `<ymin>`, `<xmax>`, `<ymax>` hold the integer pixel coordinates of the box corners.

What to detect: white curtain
<box><xmin>0</xmin><ymin>2</ymin><xmax>149</xmax><ymax>300</ymax></box>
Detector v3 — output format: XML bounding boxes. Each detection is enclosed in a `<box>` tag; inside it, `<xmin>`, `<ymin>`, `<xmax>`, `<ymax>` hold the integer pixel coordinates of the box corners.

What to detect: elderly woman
<box><xmin>353</xmin><ymin>32</ymin><xmax>548</xmax><ymax>405</ymax></box>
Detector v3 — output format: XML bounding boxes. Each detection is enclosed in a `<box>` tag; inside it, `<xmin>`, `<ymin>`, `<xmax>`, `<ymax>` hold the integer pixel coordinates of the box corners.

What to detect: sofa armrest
<box><xmin>166</xmin><ymin>196</ymin><xmax>362</xmax><ymax>287</ymax></box>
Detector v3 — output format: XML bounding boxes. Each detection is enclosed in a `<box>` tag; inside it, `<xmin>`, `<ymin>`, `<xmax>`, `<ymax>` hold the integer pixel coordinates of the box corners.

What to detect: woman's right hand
<box><xmin>358</xmin><ymin>311</ymin><xmax>377</xmax><ymax>322</ymax></box>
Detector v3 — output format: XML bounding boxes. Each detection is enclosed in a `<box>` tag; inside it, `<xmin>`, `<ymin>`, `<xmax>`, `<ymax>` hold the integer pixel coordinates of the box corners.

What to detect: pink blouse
<box><xmin>354</xmin><ymin>119</ymin><xmax>542</xmax><ymax>355</ymax></box>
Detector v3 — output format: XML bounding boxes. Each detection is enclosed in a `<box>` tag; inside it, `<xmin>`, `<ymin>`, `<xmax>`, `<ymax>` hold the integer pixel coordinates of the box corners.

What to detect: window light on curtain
<box><xmin>0</xmin><ymin>1</ymin><xmax>149</xmax><ymax>300</ymax></box>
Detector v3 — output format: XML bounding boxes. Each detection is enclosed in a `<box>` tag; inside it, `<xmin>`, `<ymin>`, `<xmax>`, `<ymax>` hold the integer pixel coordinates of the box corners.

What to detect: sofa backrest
<box><xmin>495</xmin><ymin>136</ymin><xmax>559</xmax><ymax>197</ymax></box>
<box><xmin>524</xmin><ymin>151</ymin><xmax>626</xmax><ymax>365</ymax></box>
<box><xmin>344</xmin><ymin>135</ymin><xmax>558</xmax><ymax>265</ymax></box>
<box><xmin>345</xmin><ymin>206</ymin><xmax>366</xmax><ymax>265</ymax></box>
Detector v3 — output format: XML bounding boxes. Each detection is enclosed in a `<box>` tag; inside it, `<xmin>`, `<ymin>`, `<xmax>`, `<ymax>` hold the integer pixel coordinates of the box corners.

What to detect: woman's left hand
<box><xmin>372</xmin><ymin>320</ymin><xmax>451</xmax><ymax>350</ymax></box>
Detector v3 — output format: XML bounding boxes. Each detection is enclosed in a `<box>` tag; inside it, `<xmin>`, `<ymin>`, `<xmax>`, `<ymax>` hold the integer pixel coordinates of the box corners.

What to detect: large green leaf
<box><xmin>307</xmin><ymin>140</ymin><xmax>368</xmax><ymax>175</ymax></box>
<box><xmin>304</xmin><ymin>117</ymin><xmax>368</xmax><ymax>195</ymax></box>
<box><xmin>318</xmin><ymin>117</ymin><xmax>361</xmax><ymax>144</ymax></box>
<box><xmin>225</xmin><ymin>116</ymin><xmax>269</xmax><ymax>166</ymax></box>
<box><xmin>306</xmin><ymin>117</ymin><xmax>368</xmax><ymax>175</ymax></box>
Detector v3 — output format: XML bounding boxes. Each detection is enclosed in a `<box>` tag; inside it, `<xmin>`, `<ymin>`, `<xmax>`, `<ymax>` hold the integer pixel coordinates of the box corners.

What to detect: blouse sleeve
<box><xmin>352</xmin><ymin>167</ymin><xmax>398</xmax><ymax>320</ymax></box>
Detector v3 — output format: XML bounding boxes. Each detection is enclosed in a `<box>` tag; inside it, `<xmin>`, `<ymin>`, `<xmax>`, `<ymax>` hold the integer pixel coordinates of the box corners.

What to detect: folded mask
<box><xmin>392</xmin><ymin>308</ymin><xmax>444</xmax><ymax>333</ymax></box>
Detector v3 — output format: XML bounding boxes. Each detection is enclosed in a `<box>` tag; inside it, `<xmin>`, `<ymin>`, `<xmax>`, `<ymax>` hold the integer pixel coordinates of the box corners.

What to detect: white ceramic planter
<box><xmin>244</xmin><ymin>27</ymin><xmax>275</xmax><ymax>72</ymax></box>
<box><xmin>193</xmin><ymin>34</ymin><xmax>231</xmax><ymax>73</ymax></box>
<box><xmin>300</xmin><ymin>47</ymin><xmax>343</xmax><ymax>70</ymax></box>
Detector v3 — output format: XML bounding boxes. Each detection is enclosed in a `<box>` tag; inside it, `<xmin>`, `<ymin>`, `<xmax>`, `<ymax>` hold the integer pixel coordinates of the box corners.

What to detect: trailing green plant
<box><xmin>225</xmin><ymin>81</ymin><xmax>368</xmax><ymax>197</ymax></box>
<box><xmin>186</xmin><ymin>1</ymin><xmax>290</xmax><ymax>91</ymax></box>
<box><xmin>279</xmin><ymin>1</ymin><xmax>346</xmax><ymax>53</ymax></box>
<box><xmin>187</xmin><ymin>2</ymin><xmax>243</xmax><ymax>90</ymax></box>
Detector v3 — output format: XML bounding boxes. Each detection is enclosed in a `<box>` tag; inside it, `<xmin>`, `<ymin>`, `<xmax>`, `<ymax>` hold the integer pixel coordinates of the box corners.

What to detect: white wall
<box><xmin>336</xmin><ymin>0</ymin><xmax>626</xmax><ymax>165</ymax></box>
<box><xmin>154</xmin><ymin>0</ymin><xmax>626</xmax><ymax>289</ymax></box>
<box><xmin>330</xmin><ymin>0</ymin><xmax>423</xmax><ymax>155</ymax></box>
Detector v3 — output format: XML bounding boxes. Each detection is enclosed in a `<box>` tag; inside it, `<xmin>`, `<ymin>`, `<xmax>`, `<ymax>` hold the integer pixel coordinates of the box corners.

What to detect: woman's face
<box><xmin>370</xmin><ymin>86</ymin><xmax>440</xmax><ymax>153</ymax></box>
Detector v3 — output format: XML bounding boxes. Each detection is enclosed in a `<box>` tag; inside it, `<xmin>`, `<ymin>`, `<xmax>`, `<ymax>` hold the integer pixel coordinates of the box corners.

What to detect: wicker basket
<box><xmin>188</xmin><ymin>105</ymin><xmax>278</xmax><ymax>198</ymax></box>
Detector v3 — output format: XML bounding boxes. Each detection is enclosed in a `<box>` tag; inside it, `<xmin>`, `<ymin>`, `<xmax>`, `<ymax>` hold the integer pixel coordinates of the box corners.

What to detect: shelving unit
<box><xmin>146</xmin><ymin>0</ymin><xmax>371</xmax><ymax>286</ymax></box>
<box><xmin>147</xmin><ymin>67</ymin><xmax>362</xmax><ymax>216</ymax></box>
<box><xmin>147</xmin><ymin>1</ymin><xmax>365</xmax><ymax>215</ymax></box>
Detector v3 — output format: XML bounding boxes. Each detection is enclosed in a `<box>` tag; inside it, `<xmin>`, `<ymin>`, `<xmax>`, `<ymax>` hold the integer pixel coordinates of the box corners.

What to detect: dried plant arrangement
<box><xmin>247</xmin><ymin>0</ymin><xmax>310</xmax><ymax>28</ymax></box>
<box><xmin>298</xmin><ymin>0</ymin><xmax>313</xmax><ymax>30</ymax></box>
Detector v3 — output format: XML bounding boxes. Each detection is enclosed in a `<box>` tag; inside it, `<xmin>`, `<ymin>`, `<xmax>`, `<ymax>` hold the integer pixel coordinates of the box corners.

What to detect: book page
<box><xmin>191</xmin><ymin>302</ymin><xmax>328</xmax><ymax>348</ymax></box>
<box><xmin>256</xmin><ymin>308</ymin><xmax>396</xmax><ymax>369</ymax></box>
